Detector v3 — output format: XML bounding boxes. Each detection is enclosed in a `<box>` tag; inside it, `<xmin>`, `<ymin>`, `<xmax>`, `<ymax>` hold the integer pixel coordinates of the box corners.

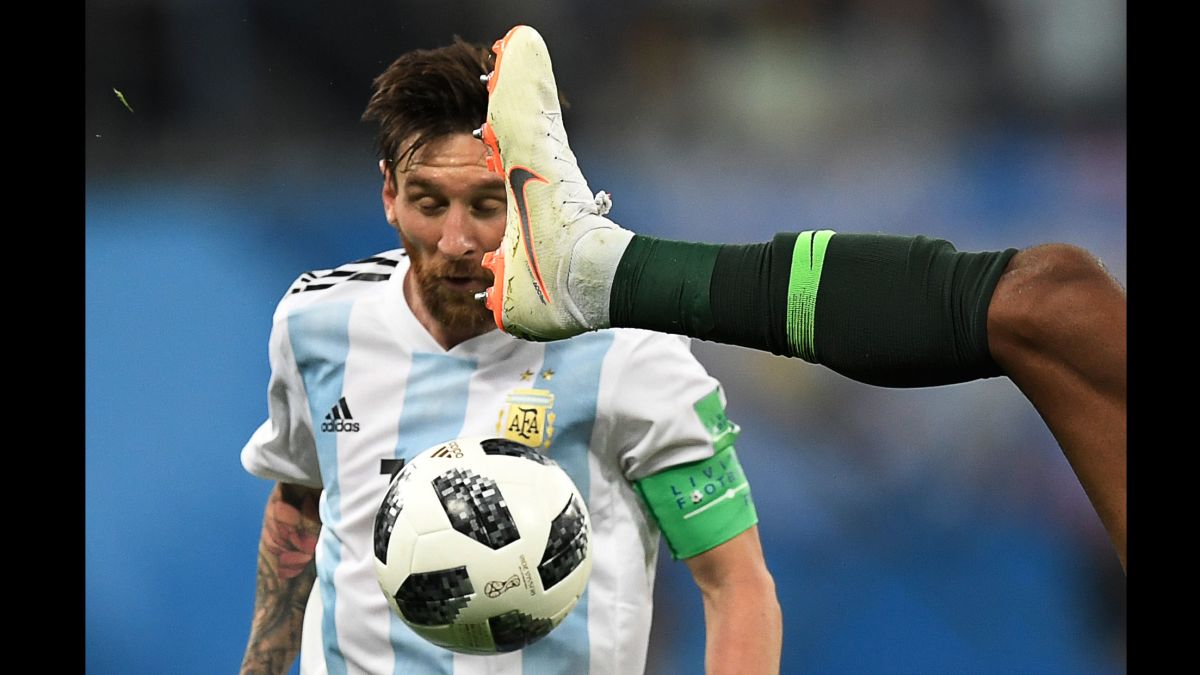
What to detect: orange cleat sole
<box><xmin>481</xmin><ymin>247</ymin><xmax>507</xmax><ymax>331</ymax></box>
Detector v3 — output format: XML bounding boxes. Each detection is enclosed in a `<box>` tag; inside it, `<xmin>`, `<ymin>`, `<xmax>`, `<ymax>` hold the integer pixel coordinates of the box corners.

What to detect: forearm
<box><xmin>684</xmin><ymin>527</ymin><xmax>782</xmax><ymax>675</ymax></box>
<box><xmin>241</xmin><ymin>483</ymin><xmax>322</xmax><ymax>675</ymax></box>
<box><xmin>698</xmin><ymin>571</ymin><xmax>782</xmax><ymax>675</ymax></box>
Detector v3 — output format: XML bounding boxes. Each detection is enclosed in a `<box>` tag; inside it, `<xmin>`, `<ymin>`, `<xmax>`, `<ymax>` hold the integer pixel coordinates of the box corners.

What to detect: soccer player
<box><xmin>477</xmin><ymin>26</ymin><xmax>1126</xmax><ymax>571</ymax></box>
<box><xmin>238</xmin><ymin>39</ymin><xmax>781</xmax><ymax>675</ymax></box>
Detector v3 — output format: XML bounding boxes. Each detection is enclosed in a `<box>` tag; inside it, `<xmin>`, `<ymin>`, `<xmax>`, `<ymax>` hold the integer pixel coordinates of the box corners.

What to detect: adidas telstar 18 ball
<box><xmin>373</xmin><ymin>436</ymin><xmax>592</xmax><ymax>654</ymax></box>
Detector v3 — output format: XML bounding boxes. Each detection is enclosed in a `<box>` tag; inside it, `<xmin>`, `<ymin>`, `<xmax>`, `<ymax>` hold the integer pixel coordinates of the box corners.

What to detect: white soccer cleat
<box><xmin>478</xmin><ymin>25</ymin><xmax>631</xmax><ymax>341</ymax></box>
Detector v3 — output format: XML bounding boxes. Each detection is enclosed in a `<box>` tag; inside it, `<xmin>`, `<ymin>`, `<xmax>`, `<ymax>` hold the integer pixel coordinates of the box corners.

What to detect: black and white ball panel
<box><xmin>374</xmin><ymin>460</ymin><xmax>422</xmax><ymax>564</ymax></box>
<box><xmin>487</xmin><ymin>610</ymin><xmax>555</xmax><ymax>652</ymax></box>
<box><xmin>538</xmin><ymin>493</ymin><xmax>589</xmax><ymax>590</ymax></box>
<box><xmin>394</xmin><ymin>566</ymin><xmax>475</xmax><ymax>626</ymax></box>
<box><xmin>432</xmin><ymin>468</ymin><xmax>521</xmax><ymax>550</ymax></box>
<box><xmin>376</xmin><ymin>516</ymin><xmax>421</xmax><ymax>598</ymax></box>
<box><xmin>480</xmin><ymin>437</ymin><xmax>556</xmax><ymax>466</ymax></box>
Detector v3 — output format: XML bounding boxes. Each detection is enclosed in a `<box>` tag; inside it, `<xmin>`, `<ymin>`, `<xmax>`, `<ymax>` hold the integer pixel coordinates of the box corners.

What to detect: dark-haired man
<box><xmin>238</xmin><ymin>38</ymin><xmax>781</xmax><ymax>675</ymax></box>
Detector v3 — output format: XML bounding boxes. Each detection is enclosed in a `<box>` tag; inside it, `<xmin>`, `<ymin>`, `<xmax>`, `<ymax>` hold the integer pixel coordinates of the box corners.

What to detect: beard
<box><xmin>407</xmin><ymin>251</ymin><xmax>495</xmax><ymax>337</ymax></box>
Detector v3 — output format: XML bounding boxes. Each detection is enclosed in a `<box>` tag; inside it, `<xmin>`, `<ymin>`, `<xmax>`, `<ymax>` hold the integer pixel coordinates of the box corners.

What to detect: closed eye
<box><xmin>472</xmin><ymin>198</ymin><xmax>504</xmax><ymax>218</ymax></box>
<box><xmin>412</xmin><ymin>196</ymin><xmax>447</xmax><ymax>215</ymax></box>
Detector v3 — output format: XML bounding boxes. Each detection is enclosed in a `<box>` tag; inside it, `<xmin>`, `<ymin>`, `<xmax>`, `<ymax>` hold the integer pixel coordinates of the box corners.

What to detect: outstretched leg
<box><xmin>477</xmin><ymin>25</ymin><xmax>1126</xmax><ymax>570</ymax></box>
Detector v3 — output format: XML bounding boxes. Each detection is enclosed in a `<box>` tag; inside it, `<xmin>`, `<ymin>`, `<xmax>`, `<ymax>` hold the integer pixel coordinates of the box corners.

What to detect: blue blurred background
<box><xmin>86</xmin><ymin>1</ymin><xmax>1125</xmax><ymax>673</ymax></box>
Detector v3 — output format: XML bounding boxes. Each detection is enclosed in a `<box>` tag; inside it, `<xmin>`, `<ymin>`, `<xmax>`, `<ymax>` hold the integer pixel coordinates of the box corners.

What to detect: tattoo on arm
<box><xmin>240</xmin><ymin>483</ymin><xmax>322</xmax><ymax>675</ymax></box>
<box><xmin>263</xmin><ymin>483</ymin><xmax>322</xmax><ymax>579</ymax></box>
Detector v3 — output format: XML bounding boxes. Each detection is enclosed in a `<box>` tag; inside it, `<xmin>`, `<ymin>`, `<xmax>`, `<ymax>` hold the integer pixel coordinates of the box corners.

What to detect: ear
<box><xmin>380</xmin><ymin>160</ymin><xmax>399</xmax><ymax>228</ymax></box>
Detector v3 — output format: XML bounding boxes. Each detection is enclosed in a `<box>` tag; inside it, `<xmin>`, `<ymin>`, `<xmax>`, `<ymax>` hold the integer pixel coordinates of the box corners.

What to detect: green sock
<box><xmin>608</xmin><ymin>233</ymin><xmax>803</xmax><ymax>356</ymax></box>
<box><xmin>609</xmin><ymin>236</ymin><xmax>721</xmax><ymax>337</ymax></box>
<box><xmin>608</xmin><ymin>231</ymin><xmax>1015</xmax><ymax>388</ymax></box>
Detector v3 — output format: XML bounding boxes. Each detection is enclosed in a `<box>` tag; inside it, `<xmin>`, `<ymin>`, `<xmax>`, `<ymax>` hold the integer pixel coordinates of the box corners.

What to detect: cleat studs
<box><xmin>472</xmin><ymin>126</ymin><xmax>484</xmax><ymax>139</ymax></box>
<box><xmin>474</xmin><ymin>291</ymin><xmax>489</xmax><ymax>304</ymax></box>
<box><xmin>480</xmin><ymin>72</ymin><xmax>493</xmax><ymax>83</ymax></box>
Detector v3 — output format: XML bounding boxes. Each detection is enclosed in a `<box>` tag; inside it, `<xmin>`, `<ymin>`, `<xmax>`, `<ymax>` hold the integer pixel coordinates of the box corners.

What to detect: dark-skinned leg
<box><xmin>986</xmin><ymin>244</ymin><xmax>1127</xmax><ymax>570</ymax></box>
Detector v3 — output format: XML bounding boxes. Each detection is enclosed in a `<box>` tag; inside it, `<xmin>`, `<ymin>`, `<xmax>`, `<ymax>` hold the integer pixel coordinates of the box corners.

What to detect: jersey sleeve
<box><xmin>240</xmin><ymin>293</ymin><xmax>323</xmax><ymax>488</ymax></box>
<box><xmin>599</xmin><ymin>331</ymin><xmax>758</xmax><ymax>559</ymax></box>
<box><xmin>601</xmin><ymin>331</ymin><xmax>731</xmax><ymax>480</ymax></box>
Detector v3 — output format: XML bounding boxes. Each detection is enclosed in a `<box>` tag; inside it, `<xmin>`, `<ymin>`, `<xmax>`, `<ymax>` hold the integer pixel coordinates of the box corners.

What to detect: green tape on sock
<box><xmin>786</xmin><ymin>230</ymin><xmax>835</xmax><ymax>361</ymax></box>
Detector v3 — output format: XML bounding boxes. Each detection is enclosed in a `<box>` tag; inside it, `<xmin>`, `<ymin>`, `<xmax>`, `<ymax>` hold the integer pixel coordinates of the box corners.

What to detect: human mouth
<box><xmin>440</xmin><ymin>276</ymin><xmax>490</xmax><ymax>293</ymax></box>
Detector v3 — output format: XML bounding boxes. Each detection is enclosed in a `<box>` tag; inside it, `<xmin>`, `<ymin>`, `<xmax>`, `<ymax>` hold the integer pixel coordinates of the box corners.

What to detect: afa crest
<box><xmin>497</xmin><ymin>388</ymin><xmax>556</xmax><ymax>449</ymax></box>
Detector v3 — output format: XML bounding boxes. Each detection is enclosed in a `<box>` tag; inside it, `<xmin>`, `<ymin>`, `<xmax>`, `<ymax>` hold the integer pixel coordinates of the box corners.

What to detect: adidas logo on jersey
<box><xmin>321</xmin><ymin>397</ymin><xmax>360</xmax><ymax>433</ymax></box>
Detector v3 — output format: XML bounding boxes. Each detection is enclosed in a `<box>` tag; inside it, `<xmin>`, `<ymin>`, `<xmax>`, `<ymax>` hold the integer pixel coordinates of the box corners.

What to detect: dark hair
<box><xmin>362</xmin><ymin>37</ymin><xmax>491</xmax><ymax>177</ymax></box>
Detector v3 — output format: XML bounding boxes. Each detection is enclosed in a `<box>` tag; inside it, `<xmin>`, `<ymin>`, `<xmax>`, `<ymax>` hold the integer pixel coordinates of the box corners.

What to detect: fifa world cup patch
<box><xmin>693</xmin><ymin>387</ymin><xmax>740</xmax><ymax>451</ymax></box>
<box><xmin>496</xmin><ymin>388</ymin><xmax>556</xmax><ymax>449</ymax></box>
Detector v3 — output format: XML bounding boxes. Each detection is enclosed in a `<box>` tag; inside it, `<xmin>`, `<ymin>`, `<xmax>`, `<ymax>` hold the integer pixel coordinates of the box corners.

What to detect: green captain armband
<box><xmin>632</xmin><ymin>388</ymin><xmax>758</xmax><ymax>559</ymax></box>
<box><xmin>633</xmin><ymin>444</ymin><xmax>758</xmax><ymax>560</ymax></box>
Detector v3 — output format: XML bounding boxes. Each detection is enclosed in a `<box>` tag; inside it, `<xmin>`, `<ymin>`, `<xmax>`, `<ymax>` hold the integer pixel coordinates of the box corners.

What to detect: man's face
<box><xmin>383</xmin><ymin>133</ymin><xmax>506</xmax><ymax>339</ymax></box>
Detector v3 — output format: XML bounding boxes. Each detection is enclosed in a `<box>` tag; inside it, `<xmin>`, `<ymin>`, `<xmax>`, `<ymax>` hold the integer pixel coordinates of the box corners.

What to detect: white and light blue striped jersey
<box><xmin>242</xmin><ymin>249</ymin><xmax>731</xmax><ymax>675</ymax></box>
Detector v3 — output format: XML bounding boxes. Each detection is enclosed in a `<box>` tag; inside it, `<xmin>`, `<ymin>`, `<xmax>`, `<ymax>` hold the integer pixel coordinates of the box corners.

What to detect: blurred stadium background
<box><xmin>86</xmin><ymin>1</ymin><xmax>1125</xmax><ymax>673</ymax></box>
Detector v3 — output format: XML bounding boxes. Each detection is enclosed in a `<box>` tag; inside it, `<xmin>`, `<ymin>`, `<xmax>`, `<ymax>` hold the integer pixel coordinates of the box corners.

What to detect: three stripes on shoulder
<box><xmin>288</xmin><ymin>253</ymin><xmax>405</xmax><ymax>295</ymax></box>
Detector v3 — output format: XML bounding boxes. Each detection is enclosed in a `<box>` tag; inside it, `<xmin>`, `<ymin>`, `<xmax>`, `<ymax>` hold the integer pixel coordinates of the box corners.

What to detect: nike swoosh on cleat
<box><xmin>508</xmin><ymin>165</ymin><xmax>552</xmax><ymax>304</ymax></box>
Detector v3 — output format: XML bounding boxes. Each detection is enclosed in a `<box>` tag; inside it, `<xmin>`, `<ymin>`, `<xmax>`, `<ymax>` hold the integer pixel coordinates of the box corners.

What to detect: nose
<box><xmin>438</xmin><ymin>204</ymin><xmax>481</xmax><ymax>258</ymax></box>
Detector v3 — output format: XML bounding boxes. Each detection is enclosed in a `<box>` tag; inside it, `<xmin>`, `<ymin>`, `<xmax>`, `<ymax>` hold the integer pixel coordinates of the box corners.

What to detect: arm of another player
<box><xmin>240</xmin><ymin>482</ymin><xmax>323</xmax><ymax>675</ymax></box>
<box><xmin>684</xmin><ymin>525</ymin><xmax>782</xmax><ymax>675</ymax></box>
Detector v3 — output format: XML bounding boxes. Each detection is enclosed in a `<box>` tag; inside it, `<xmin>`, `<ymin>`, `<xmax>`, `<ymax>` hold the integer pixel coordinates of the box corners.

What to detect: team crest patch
<box><xmin>496</xmin><ymin>388</ymin><xmax>556</xmax><ymax>449</ymax></box>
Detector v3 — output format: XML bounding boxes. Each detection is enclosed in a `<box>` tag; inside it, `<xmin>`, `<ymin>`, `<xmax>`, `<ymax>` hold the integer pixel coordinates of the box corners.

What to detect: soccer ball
<box><xmin>372</xmin><ymin>435</ymin><xmax>592</xmax><ymax>654</ymax></box>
